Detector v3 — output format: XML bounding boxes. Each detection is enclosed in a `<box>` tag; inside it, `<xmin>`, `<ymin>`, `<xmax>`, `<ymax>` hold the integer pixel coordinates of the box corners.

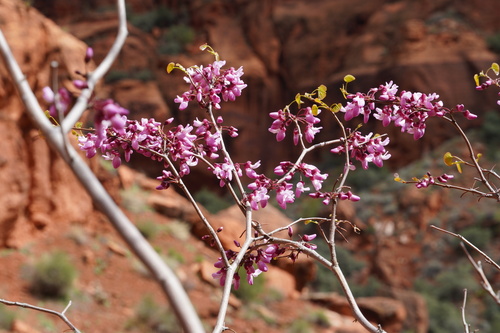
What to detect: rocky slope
<box><xmin>32</xmin><ymin>0</ymin><xmax>500</xmax><ymax>172</ymax></box>
<box><xmin>1</xmin><ymin>0</ymin><xmax>500</xmax><ymax>332</ymax></box>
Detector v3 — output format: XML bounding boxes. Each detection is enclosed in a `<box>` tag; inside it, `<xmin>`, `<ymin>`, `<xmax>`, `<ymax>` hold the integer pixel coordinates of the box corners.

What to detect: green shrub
<box><xmin>129</xmin><ymin>6</ymin><xmax>176</xmax><ymax>33</ymax></box>
<box><xmin>459</xmin><ymin>226</ymin><xmax>492</xmax><ymax>250</ymax></box>
<box><xmin>127</xmin><ymin>295</ymin><xmax>179</xmax><ymax>333</ymax></box>
<box><xmin>194</xmin><ymin>188</ymin><xmax>232</xmax><ymax>214</ymax></box>
<box><xmin>309</xmin><ymin>244</ymin><xmax>366</xmax><ymax>293</ymax></box>
<box><xmin>0</xmin><ymin>305</ymin><xmax>15</xmax><ymax>330</ymax></box>
<box><xmin>120</xmin><ymin>185</ymin><xmax>152</xmax><ymax>214</ymax></box>
<box><xmin>137</xmin><ymin>220</ymin><xmax>161</xmax><ymax>240</ymax></box>
<box><xmin>28</xmin><ymin>252</ymin><xmax>77</xmax><ymax>299</ymax></box>
<box><xmin>105</xmin><ymin>69</ymin><xmax>154</xmax><ymax>83</ymax></box>
<box><xmin>233</xmin><ymin>273</ymin><xmax>266</xmax><ymax>302</ymax></box>
<box><xmin>425</xmin><ymin>296</ymin><xmax>463</xmax><ymax>333</ymax></box>
<box><xmin>480</xmin><ymin>111</ymin><xmax>500</xmax><ymax>159</ymax></box>
<box><xmin>287</xmin><ymin>318</ymin><xmax>313</xmax><ymax>333</ymax></box>
<box><xmin>306</xmin><ymin>309</ymin><xmax>331</xmax><ymax>328</ymax></box>
<box><xmin>157</xmin><ymin>24</ymin><xmax>196</xmax><ymax>55</ymax></box>
<box><xmin>487</xmin><ymin>32</ymin><xmax>500</xmax><ymax>53</ymax></box>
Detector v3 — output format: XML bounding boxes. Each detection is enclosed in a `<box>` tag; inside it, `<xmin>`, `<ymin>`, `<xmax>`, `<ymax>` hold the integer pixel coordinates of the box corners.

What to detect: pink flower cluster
<box><xmin>342</xmin><ymin>81</ymin><xmax>477</xmax><ymax>140</ymax></box>
<box><xmin>269</xmin><ymin>106</ymin><xmax>322</xmax><ymax>144</ymax></box>
<box><xmin>211</xmin><ymin>234</ymin><xmax>318</xmax><ymax>289</ymax></box>
<box><xmin>475</xmin><ymin>77</ymin><xmax>500</xmax><ymax>106</ymax></box>
<box><xmin>42</xmin><ymin>47</ymin><xmax>94</xmax><ymax>118</ymax></box>
<box><xmin>330</xmin><ymin>131</ymin><xmax>391</xmax><ymax>169</ymax></box>
<box><xmin>243</xmin><ymin>162</ymin><xmax>328</xmax><ymax>210</ymax></box>
<box><xmin>414</xmin><ymin>172</ymin><xmax>454</xmax><ymax>189</ymax></box>
<box><xmin>212</xmin><ymin>244</ymin><xmax>285</xmax><ymax>289</ymax></box>
<box><xmin>174</xmin><ymin>60</ymin><xmax>247</xmax><ymax>110</ymax></box>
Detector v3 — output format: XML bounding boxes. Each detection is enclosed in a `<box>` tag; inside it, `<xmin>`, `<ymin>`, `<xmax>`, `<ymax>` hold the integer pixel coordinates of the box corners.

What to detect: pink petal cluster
<box><xmin>415</xmin><ymin>172</ymin><xmax>454</xmax><ymax>189</ymax></box>
<box><xmin>330</xmin><ymin>131</ymin><xmax>391</xmax><ymax>169</ymax></box>
<box><xmin>174</xmin><ymin>60</ymin><xmax>247</xmax><ymax>110</ymax></box>
<box><xmin>269</xmin><ymin>106</ymin><xmax>322</xmax><ymax>144</ymax></box>
<box><xmin>212</xmin><ymin>244</ymin><xmax>285</xmax><ymax>289</ymax></box>
<box><xmin>342</xmin><ymin>81</ymin><xmax>476</xmax><ymax>140</ymax></box>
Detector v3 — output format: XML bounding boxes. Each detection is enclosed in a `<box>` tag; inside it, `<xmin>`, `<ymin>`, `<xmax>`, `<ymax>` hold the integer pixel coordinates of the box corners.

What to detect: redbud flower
<box><xmin>84</xmin><ymin>47</ymin><xmax>94</xmax><ymax>63</ymax></box>
<box><xmin>73</xmin><ymin>79</ymin><xmax>88</xmax><ymax>90</ymax></box>
<box><xmin>302</xmin><ymin>234</ymin><xmax>317</xmax><ymax>242</ymax></box>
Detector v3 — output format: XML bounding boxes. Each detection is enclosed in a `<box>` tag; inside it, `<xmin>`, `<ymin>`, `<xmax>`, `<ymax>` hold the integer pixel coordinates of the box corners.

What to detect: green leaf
<box><xmin>340</xmin><ymin>86</ymin><xmax>348</xmax><ymax>99</ymax></box>
<box><xmin>166</xmin><ymin>62</ymin><xmax>176</xmax><ymax>74</ymax></box>
<box><xmin>443</xmin><ymin>152</ymin><xmax>454</xmax><ymax>166</ymax></box>
<box><xmin>473</xmin><ymin>74</ymin><xmax>480</xmax><ymax>87</ymax></box>
<box><xmin>311</xmin><ymin>104</ymin><xmax>319</xmax><ymax>116</ymax></box>
<box><xmin>75</xmin><ymin>122</ymin><xmax>83</xmax><ymax>128</ymax></box>
<box><xmin>317</xmin><ymin>84</ymin><xmax>327</xmax><ymax>100</ymax></box>
<box><xmin>331</xmin><ymin>103</ymin><xmax>342</xmax><ymax>113</ymax></box>
<box><xmin>304</xmin><ymin>219</ymin><xmax>318</xmax><ymax>225</ymax></box>
<box><xmin>491</xmin><ymin>62</ymin><xmax>499</xmax><ymax>75</ymax></box>
<box><xmin>393</xmin><ymin>173</ymin><xmax>405</xmax><ymax>183</ymax></box>
<box><xmin>295</xmin><ymin>93</ymin><xmax>302</xmax><ymax>105</ymax></box>
<box><xmin>343</xmin><ymin>74</ymin><xmax>356</xmax><ymax>83</ymax></box>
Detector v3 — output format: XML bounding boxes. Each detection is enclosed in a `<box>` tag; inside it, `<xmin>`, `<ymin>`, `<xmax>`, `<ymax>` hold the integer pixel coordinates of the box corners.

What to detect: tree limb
<box><xmin>0</xmin><ymin>1</ymin><xmax>204</xmax><ymax>332</ymax></box>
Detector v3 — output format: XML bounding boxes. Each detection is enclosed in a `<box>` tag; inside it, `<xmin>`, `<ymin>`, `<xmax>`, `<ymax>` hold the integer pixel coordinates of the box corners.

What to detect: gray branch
<box><xmin>0</xmin><ymin>1</ymin><xmax>204</xmax><ymax>332</ymax></box>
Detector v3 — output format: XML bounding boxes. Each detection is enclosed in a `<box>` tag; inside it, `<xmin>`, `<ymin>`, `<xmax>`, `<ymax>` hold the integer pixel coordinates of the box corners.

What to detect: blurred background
<box><xmin>0</xmin><ymin>0</ymin><xmax>499</xmax><ymax>332</ymax></box>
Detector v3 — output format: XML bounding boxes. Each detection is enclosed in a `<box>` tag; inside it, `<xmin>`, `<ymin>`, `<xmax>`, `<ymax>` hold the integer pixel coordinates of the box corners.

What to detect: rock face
<box><xmin>2</xmin><ymin>0</ymin><xmax>500</xmax><ymax>331</ymax></box>
<box><xmin>31</xmin><ymin>0</ymin><xmax>500</xmax><ymax>173</ymax></box>
<box><xmin>0</xmin><ymin>0</ymin><xmax>98</xmax><ymax>247</ymax></box>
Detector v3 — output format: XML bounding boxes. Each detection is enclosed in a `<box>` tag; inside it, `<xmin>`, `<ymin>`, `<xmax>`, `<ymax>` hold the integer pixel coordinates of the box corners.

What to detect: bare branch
<box><xmin>461</xmin><ymin>289</ymin><xmax>470</xmax><ymax>333</ymax></box>
<box><xmin>461</xmin><ymin>243</ymin><xmax>500</xmax><ymax>305</ymax></box>
<box><xmin>0</xmin><ymin>299</ymin><xmax>80</xmax><ymax>333</ymax></box>
<box><xmin>431</xmin><ymin>225</ymin><xmax>500</xmax><ymax>271</ymax></box>
<box><xmin>431</xmin><ymin>225</ymin><xmax>500</xmax><ymax>305</ymax></box>
<box><xmin>0</xmin><ymin>2</ymin><xmax>204</xmax><ymax>332</ymax></box>
<box><xmin>61</xmin><ymin>0</ymin><xmax>128</xmax><ymax>133</ymax></box>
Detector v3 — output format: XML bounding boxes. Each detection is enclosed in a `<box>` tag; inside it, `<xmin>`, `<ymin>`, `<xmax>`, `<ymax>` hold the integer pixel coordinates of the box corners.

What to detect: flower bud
<box><xmin>84</xmin><ymin>47</ymin><xmax>94</xmax><ymax>63</ymax></box>
<box><xmin>73</xmin><ymin>79</ymin><xmax>88</xmax><ymax>90</ymax></box>
<box><xmin>302</xmin><ymin>234</ymin><xmax>317</xmax><ymax>242</ymax></box>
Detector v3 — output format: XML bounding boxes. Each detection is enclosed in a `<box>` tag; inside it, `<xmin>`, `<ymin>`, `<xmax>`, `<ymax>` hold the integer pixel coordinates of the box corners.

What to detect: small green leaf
<box><xmin>304</xmin><ymin>219</ymin><xmax>318</xmax><ymax>225</ymax></box>
<box><xmin>443</xmin><ymin>152</ymin><xmax>454</xmax><ymax>166</ymax></box>
<box><xmin>393</xmin><ymin>173</ymin><xmax>405</xmax><ymax>183</ymax></box>
<box><xmin>456</xmin><ymin>162</ymin><xmax>462</xmax><ymax>174</ymax></box>
<box><xmin>343</xmin><ymin>74</ymin><xmax>356</xmax><ymax>83</ymax></box>
<box><xmin>331</xmin><ymin>103</ymin><xmax>342</xmax><ymax>113</ymax></box>
<box><xmin>166</xmin><ymin>62</ymin><xmax>176</xmax><ymax>74</ymax></box>
<box><xmin>311</xmin><ymin>104</ymin><xmax>319</xmax><ymax>116</ymax></box>
<box><xmin>75</xmin><ymin>122</ymin><xmax>83</xmax><ymax>128</ymax></box>
<box><xmin>340</xmin><ymin>86</ymin><xmax>348</xmax><ymax>99</ymax></box>
<box><xmin>317</xmin><ymin>84</ymin><xmax>327</xmax><ymax>100</ymax></box>
<box><xmin>295</xmin><ymin>93</ymin><xmax>302</xmax><ymax>105</ymax></box>
<box><xmin>491</xmin><ymin>62</ymin><xmax>499</xmax><ymax>75</ymax></box>
<box><xmin>473</xmin><ymin>74</ymin><xmax>480</xmax><ymax>87</ymax></box>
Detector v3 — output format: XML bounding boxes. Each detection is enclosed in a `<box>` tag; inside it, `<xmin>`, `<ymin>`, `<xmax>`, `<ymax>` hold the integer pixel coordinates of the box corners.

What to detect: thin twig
<box><xmin>431</xmin><ymin>225</ymin><xmax>500</xmax><ymax>271</ymax></box>
<box><xmin>0</xmin><ymin>2</ymin><xmax>205</xmax><ymax>332</ymax></box>
<box><xmin>461</xmin><ymin>243</ymin><xmax>500</xmax><ymax>305</ymax></box>
<box><xmin>461</xmin><ymin>289</ymin><xmax>470</xmax><ymax>333</ymax></box>
<box><xmin>61</xmin><ymin>0</ymin><xmax>129</xmax><ymax>133</ymax></box>
<box><xmin>0</xmin><ymin>299</ymin><xmax>81</xmax><ymax>333</ymax></box>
